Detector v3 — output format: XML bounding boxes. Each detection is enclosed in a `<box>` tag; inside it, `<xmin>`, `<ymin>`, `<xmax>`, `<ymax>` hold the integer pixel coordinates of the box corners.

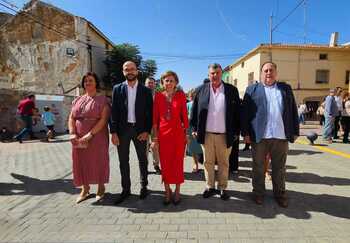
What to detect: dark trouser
<box><xmin>117</xmin><ymin>124</ymin><xmax>148</xmax><ymax>191</ymax></box>
<box><xmin>320</xmin><ymin>115</ymin><xmax>325</xmax><ymax>126</ymax></box>
<box><xmin>251</xmin><ymin>139</ymin><xmax>288</xmax><ymax>197</ymax></box>
<box><xmin>229</xmin><ymin>138</ymin><xmax>239</xmax><ymax>171</ymax></box>
<box><xmin>333</xmin><ymin>114</ymin><xmax>342</xmax><ymax>139</ymax></box>
<box><xmin>15</xmin><ymin>115</ymin><xmax>33</xmax><ymax>140</ymax></box>
<box><xmin>341</xmin><ymin>116</ymin><xmax>350</xmax><ymax>142</ymax></box>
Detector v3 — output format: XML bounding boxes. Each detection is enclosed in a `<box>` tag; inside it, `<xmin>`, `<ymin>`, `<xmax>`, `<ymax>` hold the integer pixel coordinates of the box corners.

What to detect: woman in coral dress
<box><xmin>68</xmin><ymin>72</ymin><xmax>110</xmax><ymax>204</ymax></box>
<box><xmin>152</xmin><ymin>71</ymin><xmax>189</xmax><ymax>205</ymax></box>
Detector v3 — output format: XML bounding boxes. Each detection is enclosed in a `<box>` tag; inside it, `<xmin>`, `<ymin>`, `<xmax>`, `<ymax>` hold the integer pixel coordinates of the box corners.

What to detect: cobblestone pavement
<box><xmin>0</xmin><ymin>134</ymin><xmax>349</xmax><ymax>243</ymax></box>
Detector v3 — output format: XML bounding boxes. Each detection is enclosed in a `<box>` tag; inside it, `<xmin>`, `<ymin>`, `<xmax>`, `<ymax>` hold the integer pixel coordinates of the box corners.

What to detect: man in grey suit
<box><xmin>241</xmin><ymin>62</ymin><xmax>299</xmax><ymax>208</ymax></box>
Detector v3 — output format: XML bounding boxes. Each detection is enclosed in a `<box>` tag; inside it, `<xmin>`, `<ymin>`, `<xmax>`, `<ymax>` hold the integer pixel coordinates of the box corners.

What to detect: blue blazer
<box><xmin>241</xmin><ymin>82</ymin><xmax>299</xmax><ymax>143</ymax></box>
<box><xmin>110</xmin><ymin>82</ymin><xmax>153</xmax><ymax>136</ymax></box>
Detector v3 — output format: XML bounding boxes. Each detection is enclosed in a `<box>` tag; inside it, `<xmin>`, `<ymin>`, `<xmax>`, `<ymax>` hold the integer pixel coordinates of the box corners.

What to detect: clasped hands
<box><xmin>111</xmin><ymin>132</ymin><xmax>149</xmax><ymax>146</ymax></box>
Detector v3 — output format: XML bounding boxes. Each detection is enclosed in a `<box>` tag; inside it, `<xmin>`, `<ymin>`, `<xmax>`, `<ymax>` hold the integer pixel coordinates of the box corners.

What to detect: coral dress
<box><xmin>71</xmin><ymin>95</ymin><xmax>110</xmax><ymax>187</ymax></box>
<box><xmin>153</xmin><ymin>91</ymin><xmax>189</xmax><ymax>184</ymax></box>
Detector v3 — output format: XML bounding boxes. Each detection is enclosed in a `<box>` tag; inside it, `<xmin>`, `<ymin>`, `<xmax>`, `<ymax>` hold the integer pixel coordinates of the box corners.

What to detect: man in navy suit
<box><xmin>191</xmin><ymin>63</ymin><xmax>240</xmax><ymax>200</ymax></box>
<box><xmin>241</xmin><ymin>62</ymin><xmax>299</xmax><ymax>208</ymax></box>
<box><xmin>110</xmin><ymin>61</ymin><xmax>153</xmax><ymax>204</ymax></box>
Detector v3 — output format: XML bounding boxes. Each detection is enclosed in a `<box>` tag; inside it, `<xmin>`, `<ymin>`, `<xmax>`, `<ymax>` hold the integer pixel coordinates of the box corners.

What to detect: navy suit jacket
<box><xmin>241</xmin><ymin>82</ymin><xmax>299</xmax><ymax>143</ymax></box>
<box><xmin>110</xmin><ymin>82</ymin><xmax>153</xmax><ymax>136</ymax></box>
<box><xmin>190</xmin><ymin>82</ymin><xmax>240</xmax><ymax>148</ymax></box>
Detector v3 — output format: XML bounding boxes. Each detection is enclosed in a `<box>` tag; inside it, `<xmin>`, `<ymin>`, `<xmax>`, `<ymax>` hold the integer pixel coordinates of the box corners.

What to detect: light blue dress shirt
<box><xmin>263</xmin><ymin>83</ymin><xmax>286</xmax><ymax>139</ymax></box>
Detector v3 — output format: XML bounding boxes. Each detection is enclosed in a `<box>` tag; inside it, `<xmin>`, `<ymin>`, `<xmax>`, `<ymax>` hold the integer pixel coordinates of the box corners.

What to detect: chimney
<box><xmin>329</xmin><ymin>32</ymin><xmax>339</xmax><ymax>47</ymax></box>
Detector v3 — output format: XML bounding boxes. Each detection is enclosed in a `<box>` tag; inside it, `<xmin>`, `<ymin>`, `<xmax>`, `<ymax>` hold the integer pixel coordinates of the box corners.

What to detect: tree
<box><xmin>139</xmin><ymin>59</ymin><xmax>157</xmax><ymax>83</ymax></box>
<box><xmin>104</xmin><ymin>43</ymin><xmax>157</xmax><ymax>86</ymax></box>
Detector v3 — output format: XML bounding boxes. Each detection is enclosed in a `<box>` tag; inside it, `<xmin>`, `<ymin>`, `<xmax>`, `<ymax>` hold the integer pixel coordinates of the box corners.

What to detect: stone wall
<box><xmin>0</xmin><ymin>89</ymin><xmax>28</xmax><ymax>133</ymax></box>
<box><xmin>0</xmin><ymin>1</ymin><xmax>88</xmax><ymax>96</ymax></box>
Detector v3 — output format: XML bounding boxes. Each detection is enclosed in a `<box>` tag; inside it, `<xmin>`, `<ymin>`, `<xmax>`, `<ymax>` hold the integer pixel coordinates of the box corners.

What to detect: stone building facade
<box><xmin>0</xmin><ymin>0</ymin><xmax>114</xmax><ymax>132</ymax></box>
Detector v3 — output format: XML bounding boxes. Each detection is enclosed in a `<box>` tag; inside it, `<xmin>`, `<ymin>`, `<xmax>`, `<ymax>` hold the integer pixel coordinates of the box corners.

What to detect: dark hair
<box><xmin>160</xmin><ymin>70</ymin><xmax>179</xmax><ymax>85</ymax></box>
<box><xmin>81</xmin><ymin>72</ymin><xmax>100</xmax><ymax>89</ymax></box>
<box><xmin>44</xmin><ymin>106</ymin><xmax>50</xmax><ymax>112</ymax></box>
<box><xmin>260</xmin><ymin>61</ymin><xmax>277</xmax><ymax>71</ymax></box>
<box><xmin>27</xmin><ymin>94</ymin><xmax>35</xmax><ymax>99</ymax></box>
<box><xmin>208</xmin><ymin>63</ymin><xmax>222</xmax><ymax>70</ymax></box>
<box><xmin>146</xmin><ymin>77</ymin><xmax>156</xmax><ymax>82</ymax></box>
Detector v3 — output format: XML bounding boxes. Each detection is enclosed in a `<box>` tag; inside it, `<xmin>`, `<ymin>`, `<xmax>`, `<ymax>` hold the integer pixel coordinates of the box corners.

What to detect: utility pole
<box><xmin>303</xmin><ymin>0</ymin><xmax>307</xmax><ymax>43</ymax></box>
<box><xmin>269</xmin><ymin>13</ymin><xmax>273</xmax><ymax>61</ymax></box>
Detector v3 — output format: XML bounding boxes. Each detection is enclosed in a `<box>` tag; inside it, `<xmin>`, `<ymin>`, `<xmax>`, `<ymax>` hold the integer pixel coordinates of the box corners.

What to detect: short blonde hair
<box><xmin>160</xmin><ymin>70</ymin><xmax>179</xmax><ymax>86</ymax></box>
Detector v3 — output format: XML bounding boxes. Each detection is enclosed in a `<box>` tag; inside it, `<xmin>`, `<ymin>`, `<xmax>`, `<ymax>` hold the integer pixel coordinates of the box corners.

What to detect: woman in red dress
<box><xmin>152</xmin><ymin>71</ymin><xmax>189</xmax><ymax>205</ymax></box>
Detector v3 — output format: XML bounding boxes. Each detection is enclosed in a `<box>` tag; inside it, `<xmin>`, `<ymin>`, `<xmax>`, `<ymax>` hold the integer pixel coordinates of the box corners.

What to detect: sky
<box><xmin>3</xmin><ymin>0</ymin><xmax>350</xmax><ymax>91</ymax></box>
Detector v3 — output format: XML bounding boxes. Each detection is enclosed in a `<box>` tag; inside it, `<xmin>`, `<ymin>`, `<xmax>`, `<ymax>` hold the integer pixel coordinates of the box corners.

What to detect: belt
<box><xmin>207</xmin><ymin>132</ymin><xmax>225</xmax><ymax>135</ymax></box>
<box><xmin>127</xmin><ymin>122</ymin><xmax>136</xmax><ymax>126</ymax></box>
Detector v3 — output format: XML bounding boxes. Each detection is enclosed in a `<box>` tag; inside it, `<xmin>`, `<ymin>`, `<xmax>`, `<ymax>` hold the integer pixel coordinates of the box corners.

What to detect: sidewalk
<box><xmin>0</xmin><ymin>135</ymin><xmax>349</xmax><ymax>243</ymax></box>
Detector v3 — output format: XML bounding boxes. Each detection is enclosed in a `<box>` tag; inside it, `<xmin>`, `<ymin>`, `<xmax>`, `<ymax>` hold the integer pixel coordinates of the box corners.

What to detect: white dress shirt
<box><xmin>263</xmin><ymin>83</ymin><xmax>286</xmax><ymax>139</ymax></box>
<box><xmin>206</xmin><ymin>82</ymin><xmax>226</xmax><ymax>133</ymax></box>
<box><xmin>126</xmin><ymin>81</ymin><xmax>138</xmax><ymax>123</ymax></box>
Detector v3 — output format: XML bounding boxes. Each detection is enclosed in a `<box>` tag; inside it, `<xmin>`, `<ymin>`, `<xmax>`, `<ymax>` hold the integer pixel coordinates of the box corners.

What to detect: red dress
<box><xmin>153</xmin><ymin>91</ymin><xmax>189</xmax><ymax>184</ymax></box>
<box><xmin>71</xmin><ymin>95</ymin><xmax>110</xmax><ymax>187</ymax></box>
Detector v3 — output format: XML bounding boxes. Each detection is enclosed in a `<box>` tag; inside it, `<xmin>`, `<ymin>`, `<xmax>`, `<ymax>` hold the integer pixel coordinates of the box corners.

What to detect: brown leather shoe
<box><xmin>253</xmin><ymin>195</ymin><xmax>264</xmax><ymax>205</ymax></box>
<box><xmin>275</xmin><ymin>196</ymin><xmax>288</xmax><ymax>208</ymax></box>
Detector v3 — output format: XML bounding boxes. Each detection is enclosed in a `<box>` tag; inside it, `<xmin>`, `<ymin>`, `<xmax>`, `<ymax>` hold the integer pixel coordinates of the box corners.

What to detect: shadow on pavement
<box><xmin>0</xmin><ymin>173</ymin><xmax>77</xmax><ymax>195</ymax></box>
<box><xmin>98</xmin><ymin>189</ymin><xmax>350</xmax><ymax>220</ymax></box>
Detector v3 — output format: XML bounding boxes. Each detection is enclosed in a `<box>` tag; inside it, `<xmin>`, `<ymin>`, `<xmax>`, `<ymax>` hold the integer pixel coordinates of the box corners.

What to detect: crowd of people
<box><xmin>67</xmin><ymin>60</ymin><xmax>300</xmax><ymax>208</ymax></box>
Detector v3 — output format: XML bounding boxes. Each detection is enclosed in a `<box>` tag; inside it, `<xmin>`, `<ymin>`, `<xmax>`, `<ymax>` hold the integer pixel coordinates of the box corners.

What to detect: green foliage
<box><xmin>104</xmin><ymin>43</ymin><xmax>157</xmax><ymax>86</ymax></box>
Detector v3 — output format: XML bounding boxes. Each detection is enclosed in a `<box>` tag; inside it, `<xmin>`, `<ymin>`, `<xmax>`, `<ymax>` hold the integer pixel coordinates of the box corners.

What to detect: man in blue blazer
<box><xmin>191</xmin><ymin>63</ymin><xmax>240</xmax><ymax>200</ymax></box>
<box><xmin>241</xmin><ymin>62</ymin><xmax>299</xmax><ymax>208</ymax></box>
<box><xmin>110</xmin><ymin>61</ymin><xmax>153</xmax><ymax>204</ymax></box>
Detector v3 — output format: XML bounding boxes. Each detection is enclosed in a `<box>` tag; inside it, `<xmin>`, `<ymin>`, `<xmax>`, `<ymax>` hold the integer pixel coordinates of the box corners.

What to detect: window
<box><xmin>241</xmin><ymin>62</ymin><xmax>245</xmax><ymax>68</ymax></box>
<box><xmin>248</xmin><ymin>72</ymin><xmax>254</xmax><ymax>85</ymax></box>
<box><xmin>66</xmin><ymin>48</ymin><xmax>75</xmax><ymax>56</ymax></box>
<box><xmin>234</xmin><ymin>79</ymin><xmax>238</xmax><ymax>87</ymax></box>
<box><xmin>315</xmin><ymin>70</ymin><xmax>329</xmax><ymax>84</ymax></box>
<box><xmin>346</xmin><ymin>71</ymin><xmax>350</xmax><ymax>85</ymax></box>
<box><xmin>319</xmin><ymin>53</ymin><xmax>328</xmax><ymax>60</ymax></box>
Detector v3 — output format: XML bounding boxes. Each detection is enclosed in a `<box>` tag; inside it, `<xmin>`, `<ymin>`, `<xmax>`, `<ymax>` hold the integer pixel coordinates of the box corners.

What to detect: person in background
<box><xmin>41</xmin><ymin>106</ymin><xmax>56</xmax><ymax>141</ymax></box>
<box><xmin>145</xmin><ymin>77</ymin><xmax>161</xmax><ymax>175</ymax></box>
<box><xmin>323</xmin><ymin>89</ymin><xmax>338</xmax><ymax>144</ymax></box>
<box><xmin>341</xmin><ymin>92</ymin><xmax>350</xmax><ymax>143</ymax></box>
<box><xmin>68</xmin><ymin>72</ymin><xmax>111</xmax><ymax>204</ymax></box>
<box><xmin>333</xmin><ymin>87</ymin><xmax>343</xmax><ymax>139</ymax></box>
<box><xmin>14</xmin><ymin>94</ymin><xmax>37</xmax><ymax>143</ymax></box>
<box><xmin>186</xmin><ymin>89</ymin><xmax>203</xmax><ymax>173</ymax></box>
<box><xmin>152</xmin><ymin>71</ymin><xmax>188</xmax><ymax>205</ymax></box>
<box><xmin>316</xmin><ymin>98</ymin><xmax>325</xmax><ymax>126</ymax></box>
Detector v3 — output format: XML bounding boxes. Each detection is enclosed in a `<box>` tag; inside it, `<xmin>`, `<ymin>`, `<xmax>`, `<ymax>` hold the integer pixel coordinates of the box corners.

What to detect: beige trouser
<box><xmin>201</xmin><ymin>133</ymin><xmax>232</xmax><ymax>190</ymax></box>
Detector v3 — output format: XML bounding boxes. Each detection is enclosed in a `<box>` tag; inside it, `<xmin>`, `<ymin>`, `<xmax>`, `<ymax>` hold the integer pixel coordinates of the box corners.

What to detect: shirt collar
<box><xmin>262</xmin><ymin>81</ymin><xmax>277</xmax><ymax>89</ymax></box>
<box><xmin>126</xmin><ymin>80</ymin><xmax>138</xmax><ymax>89</ymax></box>
<box><xmin>210</xmin><ymin>81</ymin><xmax>224</xmax><ymax>93</ymax></box>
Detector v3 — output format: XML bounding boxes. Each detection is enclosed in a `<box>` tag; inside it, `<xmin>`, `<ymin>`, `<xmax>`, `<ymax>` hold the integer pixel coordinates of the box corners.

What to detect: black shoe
<box><xmin>114</xmin><ymin>190</ymin><xmax>131</xmax><ymax>204</ymax></box>
<box><xmin>220</xmin><ymin>190</ymin><xmax>230</xmax><ymax>200</ymax></box>
<box><xmin>202</xmin><ymin>188</ymin><xmax>216</xmax><ymax>198</ymax></box>
<box><xmin>139</xmin><ymin>187</ymin><xmax>148</xmax><ymax>200</ymax></box>
<box><xmin>154</xmin><ymin>165</ymin><xmax>161</xmax><ymax>175</ymax></box>
<box><xmin>14</xmin><ymin>136</ymin><xmax>22</xmax><ymax>143</ymax></box>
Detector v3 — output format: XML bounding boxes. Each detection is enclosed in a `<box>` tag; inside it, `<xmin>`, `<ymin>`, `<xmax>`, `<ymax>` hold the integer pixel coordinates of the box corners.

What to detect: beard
<box><xmin>125</xmin><ymin>74</ymin><xmax>137</xmax><ymax>81</ymax></box>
